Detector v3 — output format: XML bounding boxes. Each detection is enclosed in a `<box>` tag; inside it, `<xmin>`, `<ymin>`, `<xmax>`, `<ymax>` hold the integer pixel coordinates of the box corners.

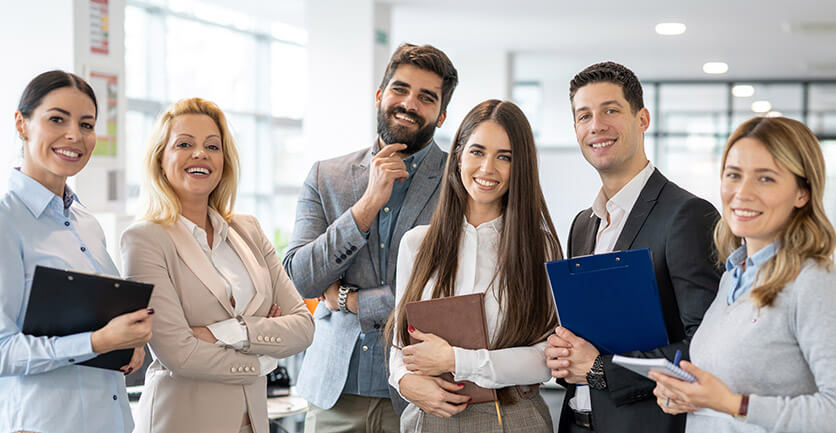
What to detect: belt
<box><xmin>572</xmin><ymin>409</ymin><xmax>593</xmax><ymax>429</ymax></box>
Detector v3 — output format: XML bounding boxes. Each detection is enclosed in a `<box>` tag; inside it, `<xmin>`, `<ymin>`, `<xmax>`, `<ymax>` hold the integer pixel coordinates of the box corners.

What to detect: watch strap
<box><xmin>338</xmin><ymin>285</ymin><xmax>350</xmax><ymax>313</ymax></box>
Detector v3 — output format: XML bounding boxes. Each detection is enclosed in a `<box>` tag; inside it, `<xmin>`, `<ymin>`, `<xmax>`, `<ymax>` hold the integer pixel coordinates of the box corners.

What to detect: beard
<box><xmin>377</xmin><ymin>106</ymin><xmax>437</xmax><ymax>155</ymax></box>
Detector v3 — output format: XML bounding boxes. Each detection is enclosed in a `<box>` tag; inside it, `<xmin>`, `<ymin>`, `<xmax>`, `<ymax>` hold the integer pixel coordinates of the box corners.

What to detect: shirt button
<box><xmin>112</xmin><ymin>395</ymin><xmax>117</xmax><ymax>401</ymax></box>
<box><xmin>257</xmin><ymin>335</ymin><xmax>263</xmax><ymax>342</ymax></box>
<box><xmin>412</xmin><ymin>163</ymin><xmax>417</xmax><ymax>168</ymax></box>
<box><xmin>380</xmin><ymin>280</ymin><xmax>385</xmax><ymax>285</ymax></box>
<box><xmin>80</xmin><ymin>246</ymin><xmax>86</xmax><ymax>252</ymax></box>
<box><xmin>64</xmin><ymin>221</ymin><xmax>70</xmax><ymax>226</ymax></box>
<box><xmin>379</xmin><ymin>243</ymin><xmax>385</xmax><ymax>249</ymax></box>
<box><xmin>384</xmin><ymin>207</ymin><xmax>390</xmax><ymax>213</ymax></box>
<box><xmin>362</xmin><ymin>345</ymin><xmax>368</xmax><ymax>352</ymax></box>
<box><xmin>374</xmin><ymin>324</ymin><xmax>380</xmax><ymax>329</ymax></box>
<box><xmin>230</xmin><ymin>367</ymin><xmax>236</xmax><ymax>373</ymax></box>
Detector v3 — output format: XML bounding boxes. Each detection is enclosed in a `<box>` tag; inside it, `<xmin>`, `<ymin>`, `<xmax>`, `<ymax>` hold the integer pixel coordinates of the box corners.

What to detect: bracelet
<box><xmin>338</xmin><ymin>286</ymin><xmax>351</xmax><ymax>313</ymax></box>
<box><xmin>734</xmin><ymin>394</ymin><xmax>749</xmax><ymax>420</ymax></box>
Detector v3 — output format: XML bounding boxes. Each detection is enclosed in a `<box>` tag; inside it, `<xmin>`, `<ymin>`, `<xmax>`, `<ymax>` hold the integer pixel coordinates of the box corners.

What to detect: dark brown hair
<box><xmin>378</xmin><ymin>43</ymin><xmax>459</xmax><ymax>112</ymax></box>
<box><xmin>18</xmin><ymin>70</ymin><xmax>98</xmax><ymax>119</ymax></box>
<box><xmin>569</xmin><ymin>61</ymin><xmax>644</xmax><ymax>114</ymax></box>
<box><xmin>386</xmin><ymin>99</ymin><xmax>561</xmax><ymax>402</ymax></box>
<box><xmin>714</xmin><ymin>116</ymin><xmax>835</xmax><ymax>308</ymax></box>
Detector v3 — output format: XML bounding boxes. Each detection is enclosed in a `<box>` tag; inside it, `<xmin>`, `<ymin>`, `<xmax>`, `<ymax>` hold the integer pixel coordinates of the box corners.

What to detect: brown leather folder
<box><xmin>405</xmin><ymin>292</ymin><xmax>497</xmax><ymax>403</ymax></box>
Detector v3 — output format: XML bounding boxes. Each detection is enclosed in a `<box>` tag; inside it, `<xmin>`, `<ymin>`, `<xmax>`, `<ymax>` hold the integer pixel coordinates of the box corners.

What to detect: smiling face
<box><xmin>459</xmin><ymin>121</ymin><xmax>512</xmax><ymax>222</ymax></box>
<box><xmin>721</xmin><ymin>137</ymin><xmax>810</xmax><ymax>255</ymax></box>
<box><xmin>15</xmin><ymin>87</ymin><xmax>97</xmax><ymax>195</ymax></box>
<box><xmin>572</xmin><ymin>82</ymin><xmax>650</xmax><ymax>178</ymax></box>
<box><xmin>160</xmin><ymin>114</ymin><xmax>224</xmax><ymax>205</ymax></box>
<box><xmin>375</xmin><ymin>64</ymin><xmax>446</xmax><ymax>154</ymax></box>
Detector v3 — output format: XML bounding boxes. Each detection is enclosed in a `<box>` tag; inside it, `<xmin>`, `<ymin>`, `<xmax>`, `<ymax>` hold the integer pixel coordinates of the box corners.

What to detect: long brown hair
<box><xmin>386</xmin><ymin>100</ymin><xmax>562</xmax><ymax>397</ymax></box>
<box><xmin>714</xmin><ymin>116</ymin><xmax>835</xmax><ymax>308</ymax></box>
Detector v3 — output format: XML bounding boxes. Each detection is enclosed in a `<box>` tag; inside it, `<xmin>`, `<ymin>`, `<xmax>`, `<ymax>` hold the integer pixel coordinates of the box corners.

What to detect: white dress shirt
<box><xmin>0</xmin><ymin>169</ymin><xmax>133</xmax><ymax>433</ymax></box>
<box><xmin>572</xmin><ymin>161</ymin><xmax>655</xmax><ymax>412</ymax></box>
<box><xmin>178</xmin><ymin>210</ymin><xmax>278</xmax><ymax>419</ymax></box>
<box><xmin>389</xmin><ymin>216</ymin><xmax>552</xmax><ymax>393</ymax></box>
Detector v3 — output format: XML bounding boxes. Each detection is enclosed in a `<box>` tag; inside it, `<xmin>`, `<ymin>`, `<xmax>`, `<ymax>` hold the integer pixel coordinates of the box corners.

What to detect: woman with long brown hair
<box><xmin>386</xmin><ymin>99</ymin><xmax>561</xmax><ymax>432</ymax></box>
<box><xmin>649</xmin><ymin>116</ymin><xmax>836</xmax><ymax>432</ymax></box>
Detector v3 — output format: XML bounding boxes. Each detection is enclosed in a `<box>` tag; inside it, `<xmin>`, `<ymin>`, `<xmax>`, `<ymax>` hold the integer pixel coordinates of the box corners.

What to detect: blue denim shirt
<box><xmin>342</xmin><ymin>143</ymin><xmax>431</xmax><ymax>397</ymax></box>
<box><xmin>0</xmin><ymin>169</ymin><xmax>132</xmax><ymax>432</ymax></box>
<box><xmin>725</xmin><ymin>242</ymin><xmax>779</xmax><ymax>304</ymax></box>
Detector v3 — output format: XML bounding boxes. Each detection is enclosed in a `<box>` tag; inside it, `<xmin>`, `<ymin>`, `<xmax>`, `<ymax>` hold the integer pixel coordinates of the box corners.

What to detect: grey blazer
<box><xmin>283</xmin><ymin>141</ymin><xmax>447</xmax><ymax>410</ymax></box>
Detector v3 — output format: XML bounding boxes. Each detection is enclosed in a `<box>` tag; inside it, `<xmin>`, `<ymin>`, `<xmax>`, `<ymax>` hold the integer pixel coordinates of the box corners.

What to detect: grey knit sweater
<box><xmin>686</xmin><ymin>259</ymin><xmax>836</xmax><ymax>433</ymax></box>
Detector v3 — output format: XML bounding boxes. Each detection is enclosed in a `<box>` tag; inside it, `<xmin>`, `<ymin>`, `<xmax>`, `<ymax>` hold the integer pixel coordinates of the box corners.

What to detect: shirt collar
<box><xmin>178</xmin><ymin>207</ymin><xmax>229</xmax><ymax>250</ymax></box>
<box><xmin>725</xmin><ymin>241</ymin><xmax>779</xmax><ymax>272</ymax></box>
<box><xmin>462</xmin><ymin>214</ymin><xmax>504</xmax><ymax>234</ymax></box>
<box><xmin>591</xmin><ymin>162</ymin><xmax>655</xmax><ymax>221</ymax></box>
<box><xmin>8</xmin><ymin>168</ymin><xmax>76</xmax><ymax>218</ymax></box>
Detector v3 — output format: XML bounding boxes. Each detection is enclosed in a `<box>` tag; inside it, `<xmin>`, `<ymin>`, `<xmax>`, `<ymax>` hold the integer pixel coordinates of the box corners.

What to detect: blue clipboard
<box><xmin>546</xmin><ymin>248</ymin><xmax>668</xmax><ymax>354</ymax></box>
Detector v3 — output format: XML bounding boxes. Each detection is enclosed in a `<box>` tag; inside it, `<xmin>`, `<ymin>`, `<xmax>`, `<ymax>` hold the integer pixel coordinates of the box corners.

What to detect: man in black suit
<box><xmin>545</xmin><ymin>62</ymin><xmax>721</xmax><ymax>433</ymax></box>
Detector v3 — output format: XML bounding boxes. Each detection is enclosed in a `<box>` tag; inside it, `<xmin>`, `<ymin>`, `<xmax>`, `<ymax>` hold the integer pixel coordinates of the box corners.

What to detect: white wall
<box><xmin>0</xmin><ymin>0</ymin><xmax>75</xmax><ymax>186</ymax></box>
<box><xmin>304</xmin><ymin>0</ymin><xmax>378</xmax><ymax>159</ymax></box>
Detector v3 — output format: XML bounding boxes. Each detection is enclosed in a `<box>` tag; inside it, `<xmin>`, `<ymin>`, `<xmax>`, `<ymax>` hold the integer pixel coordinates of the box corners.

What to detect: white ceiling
<box><xmin>383</xmin><ymin>0</ymin><xmax>836</xmax><ymax>80</ymax></box>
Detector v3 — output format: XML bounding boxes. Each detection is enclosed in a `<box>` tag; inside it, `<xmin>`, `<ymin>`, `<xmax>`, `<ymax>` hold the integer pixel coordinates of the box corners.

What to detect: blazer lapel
<box><xmin>226</xmin><ymin>224</ymin><xmax>268</xmax><ymax>316</ymax></box>
<box><xmin>352</xmin><ymin>147</ymin><xmax>382</xmax><ymax>284</ymax></box>
<box><xmin>386</xmin><ymin>142</ymin><xmax>445</xmax><ymax>283</ymax></box>
<box><xmin>163</xmin><ymin>222</ymin><xmax>234</xmax><ymax>316</ymax></box>
<box><xmin>570</xmin><ymin>209</ymin><xmax>600</xmax><ymax>257</ymax></box>
<box><xmin>613</xmin><ymin>169</ymin><xmax>666</xmax><ymax>251</ymax></box>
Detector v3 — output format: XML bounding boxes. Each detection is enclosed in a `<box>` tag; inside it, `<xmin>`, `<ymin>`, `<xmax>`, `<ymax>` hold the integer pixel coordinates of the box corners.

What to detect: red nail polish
<box><xmin>146</xmin><ymin>308</ymin><xmax>155</xmax><ymax>315</ymax></box>
<box><xmin>408</xmin><ymin>325</ymin><xmax>415</xmax><ymax>332</ymax></box>
<box><xmin>467</xmin><ymin>397</ymin><xmax>472</xmax><ymax>402</ymax></box>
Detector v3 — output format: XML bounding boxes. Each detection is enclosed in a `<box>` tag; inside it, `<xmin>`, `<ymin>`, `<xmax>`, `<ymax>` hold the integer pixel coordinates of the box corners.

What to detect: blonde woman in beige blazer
<box><xmin>121</xmin><ymin>98</ymin><xmax>314</xmax><ymax>433</ymax></box>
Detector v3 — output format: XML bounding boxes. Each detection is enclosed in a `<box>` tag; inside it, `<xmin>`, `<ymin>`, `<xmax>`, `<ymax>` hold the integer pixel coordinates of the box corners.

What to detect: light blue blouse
<box><xmin>0</xmin><ymin>169</ymin><xmax>132</xmax><ymax>433</ymax></box>
<box><xmin>724</xmin><ymin>242</ymin><xmax>779</xmax><ymax>304</ymax></box>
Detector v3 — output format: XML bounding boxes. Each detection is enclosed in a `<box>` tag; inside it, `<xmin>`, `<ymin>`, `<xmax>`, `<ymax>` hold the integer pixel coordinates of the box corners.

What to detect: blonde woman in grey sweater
<box><xmin>649</xmin><ymin>116</ymin><xmax>836</xmax><ymax>432</ymax></box>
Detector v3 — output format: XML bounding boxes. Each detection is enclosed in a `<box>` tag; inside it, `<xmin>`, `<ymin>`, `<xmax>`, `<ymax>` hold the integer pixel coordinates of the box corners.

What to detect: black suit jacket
<box><xmin>557</xmin><ymin>169</ymin><xmax>721</xmax><ymax>433</ymax></box>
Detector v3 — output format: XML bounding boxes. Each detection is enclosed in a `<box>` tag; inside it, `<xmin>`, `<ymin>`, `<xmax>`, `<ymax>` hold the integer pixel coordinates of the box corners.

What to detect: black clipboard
<box><xmin>22</xmin><ymin>265</ymin><xmax>154</xmax><ymax>371</ymax></box>
<box><xmin>546</xmin><ymin>248</ymin><xmax>669</xmax><ymax>354</ymax></box>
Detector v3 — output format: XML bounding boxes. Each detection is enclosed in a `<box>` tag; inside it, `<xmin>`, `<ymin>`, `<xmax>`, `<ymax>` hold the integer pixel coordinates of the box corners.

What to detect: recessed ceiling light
<box><xmin>655</xmin><ymin>23</ymin><xmax>687</xmax><ymax>36</ymax></box>
<box><xmin>766</xmin><ymin>111</ymin><xmax>783</xmax><ymax>118</ymax></box>
<box><xmin>751</xmin><ymin>100</ymin><xmax>772</xmax><ymax>113</ymax></box>
<box><xmin>703</xmin><ymin>62</ymin><xmax>729</xmax><ymax>74</ymax></box>
<box><xmin>732</xmin><ymin>85</ymin><xmax>755</xmax><ymax>98</ymax></box>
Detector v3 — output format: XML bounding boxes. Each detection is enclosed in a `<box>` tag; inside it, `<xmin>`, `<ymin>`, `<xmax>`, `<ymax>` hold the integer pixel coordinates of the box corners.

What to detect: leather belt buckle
<box><xmin>572</xmin><ymin>409</ymin><xmax>593</xmax><ymax>429</ymax></box>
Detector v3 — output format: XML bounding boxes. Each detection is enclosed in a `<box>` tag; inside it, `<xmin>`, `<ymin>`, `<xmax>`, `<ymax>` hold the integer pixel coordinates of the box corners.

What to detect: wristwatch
<box><xmin>338</xmin><ymin>286</ymin><xmax>351</xmax><ymax>313</ymax></box>
<box><xmin>734</xmin><ymin>394</ymin><xmax>749</xmax><ymax>420</ymax></box>
<box><xmin>586</xmin><ymin>355</ymin><xmax>608</xmax><ymax>390</ymax></box>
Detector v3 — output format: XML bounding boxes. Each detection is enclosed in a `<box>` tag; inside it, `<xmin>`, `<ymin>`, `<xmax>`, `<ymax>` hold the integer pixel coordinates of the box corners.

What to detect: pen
<box><xmin>666</xmin><ymin>349</ymin><xmax>682</xmax><ymax>408</ymax></box>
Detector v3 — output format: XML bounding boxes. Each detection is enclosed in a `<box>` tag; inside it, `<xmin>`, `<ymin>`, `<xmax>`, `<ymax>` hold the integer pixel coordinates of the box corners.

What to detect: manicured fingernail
<box><xmin>467</xmin><ymin>397</ymin><xmax>472</xmax><ymax>402</ymax></box>
<box><xmin>458</xmin><ymin>384</ymin><xmax>465</xmax><ymax>388</ymax></box>
<box><xmin>408</xmin><ymin>325</ymin><xmax>415</xmax><ymax>332</ymax></box>
<box><xmin>146</xmin><ymin>308</ymin><xmax>155</xmax><ymax>315</ymax></box>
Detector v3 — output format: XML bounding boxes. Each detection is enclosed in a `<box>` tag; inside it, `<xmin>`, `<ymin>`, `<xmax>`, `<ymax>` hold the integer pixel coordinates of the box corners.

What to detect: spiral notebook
<box><xmin>612</xmin><ymin>354</ymin><xmax>696</xmax><ymax>382</ymax></box>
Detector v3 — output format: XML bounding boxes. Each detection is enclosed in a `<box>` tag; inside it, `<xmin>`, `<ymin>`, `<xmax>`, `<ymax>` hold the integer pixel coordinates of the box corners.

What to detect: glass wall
<box><xmin>125</xmin><ymin>0</ymin><xmax>306</xmax><ymax>256</ymax></box>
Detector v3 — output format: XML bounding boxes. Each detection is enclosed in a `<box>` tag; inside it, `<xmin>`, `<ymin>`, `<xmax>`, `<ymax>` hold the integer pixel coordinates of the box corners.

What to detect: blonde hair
<box><xmin>139</xmin><ymin>98</ymin><xmax>240</xmax><ymax>225</ymax></box>
<box><xmin>714</xmin><ymin>116</ymin><xmax>835</xmax><ymax>308</ymax></box>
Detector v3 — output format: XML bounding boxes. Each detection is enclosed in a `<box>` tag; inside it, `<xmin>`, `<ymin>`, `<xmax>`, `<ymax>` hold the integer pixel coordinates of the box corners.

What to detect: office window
<box><xmin>125</xmin><ymin>1</ymin><xmax>306</xmax><ymax>255</ymax></box>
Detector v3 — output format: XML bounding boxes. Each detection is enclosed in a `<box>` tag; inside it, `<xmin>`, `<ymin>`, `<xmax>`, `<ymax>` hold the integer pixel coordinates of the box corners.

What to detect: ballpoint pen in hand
<box><xmin>665</xmin><ymin>349</ymin><xmax>683</xmax><ymax>408</ymax></box>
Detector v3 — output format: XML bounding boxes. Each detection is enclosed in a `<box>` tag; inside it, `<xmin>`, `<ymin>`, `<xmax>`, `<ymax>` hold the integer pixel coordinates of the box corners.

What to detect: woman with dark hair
<box><xmin>386</xmin><ymin>99</ymin><xmax>561</xmax><ymax>432</ymax></box>
<box><xmin>0</xmin><ymin>70</ymin><xmax>153</xmax><ymax>433</ymax></box>
<box><xmin>650</xmin><ymin>116</ymin><xmax>836</xmax><ymax>432</ymax></box>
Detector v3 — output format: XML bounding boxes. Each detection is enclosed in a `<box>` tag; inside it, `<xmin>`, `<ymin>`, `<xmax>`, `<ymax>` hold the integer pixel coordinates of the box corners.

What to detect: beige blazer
<box><xmin>120</xmin><ymin>215</ymin><xmax>314</xmax><ymax>433</ymax></box>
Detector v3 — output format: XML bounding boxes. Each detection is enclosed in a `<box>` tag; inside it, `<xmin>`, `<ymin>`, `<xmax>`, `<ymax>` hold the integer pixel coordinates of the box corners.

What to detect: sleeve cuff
<box><xmin>452</xmin><ymin>347</ymin><xmax>482</xmax><ymax>382</ymax></box>
<box><xmin>357</xmin><ymin>285</ymin><xmax>395</xmax><ymax>333</ymax></box>
<box><xmin>388</xmin><ymin>346</ymin><xmax>410</xmax><ymax>393</ymax></box>
<box><xmin>58</xmin><ymin>331</ymin><xmax>98</xmax><ymax>364</ymax></box>
<box><xmin>207</xmin><ymin>318</ymin><xmax>248</xmax><ymax>349</ymax></box>
<box><xmin>258</xmin><ymin>355</ymin><xmax>278</xmax><ymax>376</ymax></box>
